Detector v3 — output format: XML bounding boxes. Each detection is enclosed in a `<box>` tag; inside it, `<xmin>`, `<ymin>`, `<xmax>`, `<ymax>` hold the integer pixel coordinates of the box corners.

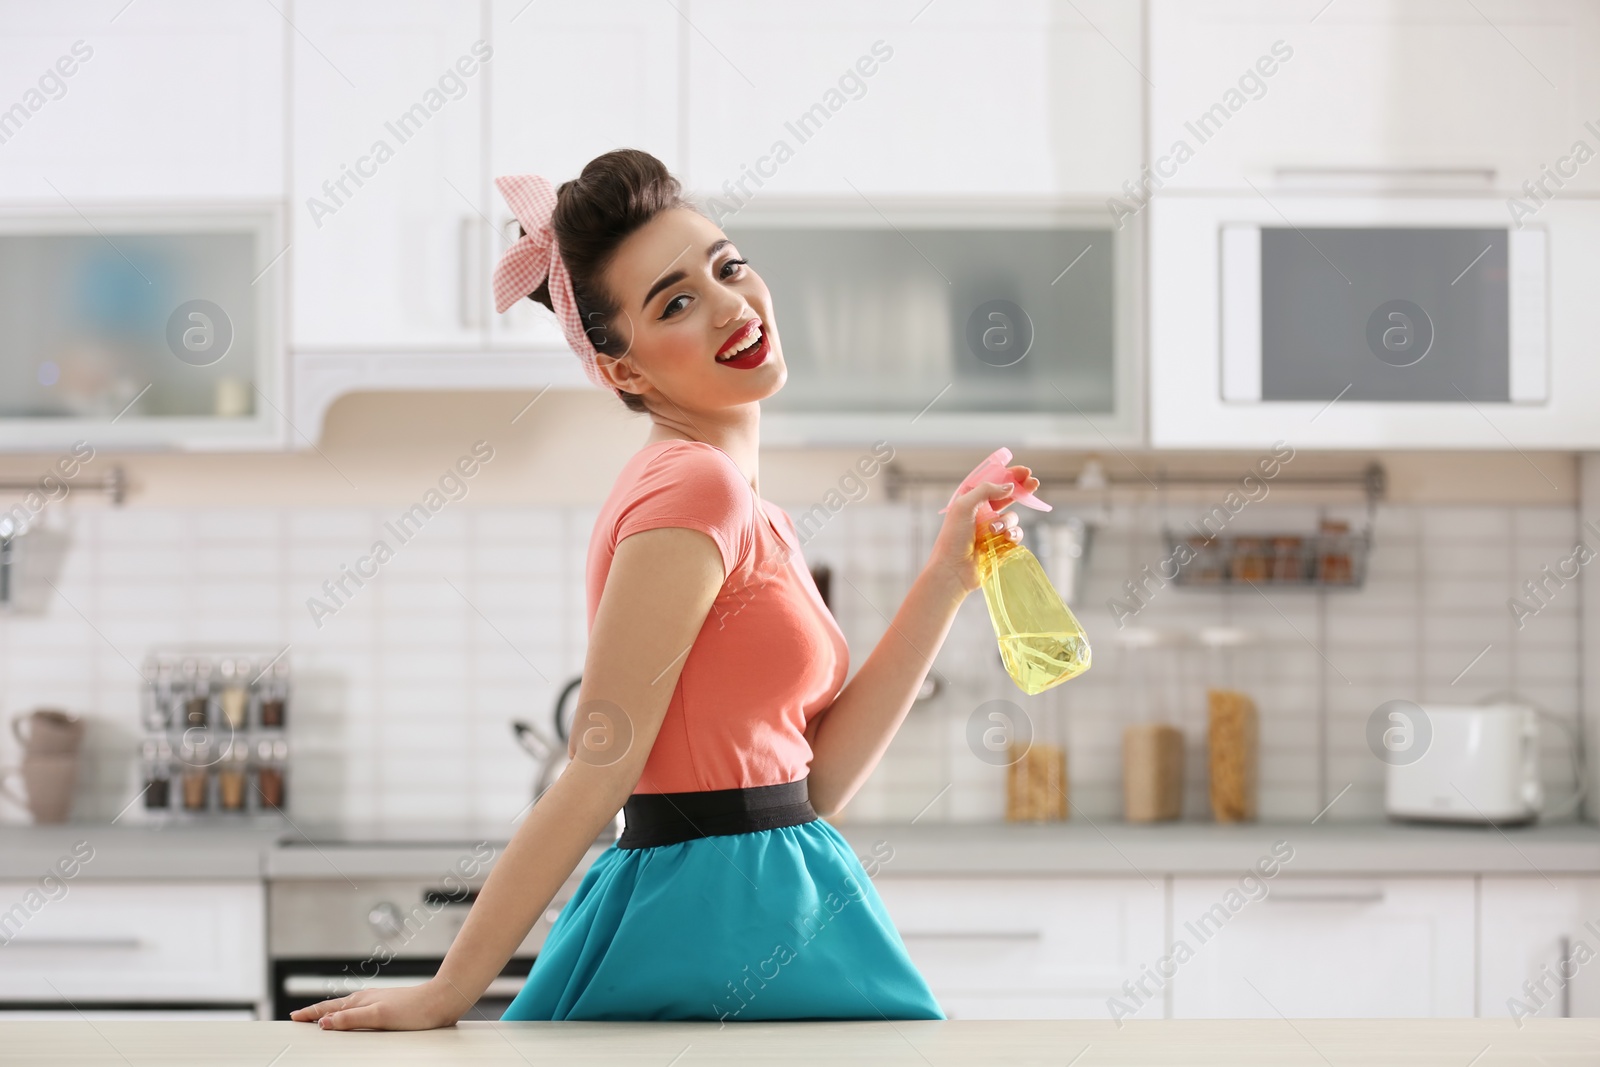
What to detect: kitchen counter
<box><xmin>834</xmin><ymin>819</ymin><xmax>1600</xmax><ymax>877</ymax></box>
<box><xmin>0</xmin><ymin>823</ymin><xmax>281</xmax><ymax>880</ymax></box>
<box><xmin>4</xmin><ymin>820</ymin><xmax>1600</xmax><ymax>881</ymax></box>
<box><xmin>3</xmin><ymin>1019</ymin><xmax>1594</xmax><ymax>1065</ymax></box>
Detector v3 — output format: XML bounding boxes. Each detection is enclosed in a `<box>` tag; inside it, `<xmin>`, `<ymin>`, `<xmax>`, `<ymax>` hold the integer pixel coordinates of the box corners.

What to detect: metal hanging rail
<box><xmin>883</xmin><ymin>461</ymin><xmax>1386</xmax><ymax>508</ymax></box>
<box><xmin>0</xmin><ymin>467</ymin><xmax>126</xmax><ymax>505</ymax></box>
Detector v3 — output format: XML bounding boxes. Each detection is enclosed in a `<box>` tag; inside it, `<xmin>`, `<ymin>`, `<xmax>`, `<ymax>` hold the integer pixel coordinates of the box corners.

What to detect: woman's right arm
<box><xmin>290</xmin><ymin>524</ymin><xmax>726</xmax><ymax>1030</ymax></box>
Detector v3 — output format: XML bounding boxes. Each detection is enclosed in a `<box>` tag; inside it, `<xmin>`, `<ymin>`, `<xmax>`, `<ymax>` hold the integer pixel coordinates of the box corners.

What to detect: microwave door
<box><xmin>1219</xmin><ymin>224</ymin><xmax>1548</xmax><ymax>405</ymax></box>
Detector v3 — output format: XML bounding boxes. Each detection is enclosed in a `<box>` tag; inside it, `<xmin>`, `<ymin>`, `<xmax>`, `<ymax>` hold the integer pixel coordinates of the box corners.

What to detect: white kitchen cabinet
<box><xmin>1147</xmin><ymin>194</ymin><xmax>1600</xmax><ymax>449</ymax></box>
<box><xmin>0</xmin><ymin>881</ymin><xmax>264</xmax><ymax>1004</ymax></box>
<box><xmin>683</xmin><ymin>0</ymin><xmax>1141</xmax><ymax>199</ymax></box>
<box><xmin>1168</xmin><ymin>877</ymin><xmax>1476</xmax><ymax>1018</ymax></box>
<box><xmin>1147</xmin><ymin>0</ymin><xmax>1600</xmax><ymax>194</ymax></box>
<box><xmin>873</xmin><ymin>876</ymin><xmax>1166</xmax><ymax>1020</ymax></box>
<box><xmin>290</xmin><ymin>0</ymin><xmax>489</xmax><ymax>351</ymax></box>
<box><xmin>0</xmin><ymin>1</ymin><xmax>283</xmax><ymax>201</ymax></box>
<box><xmin>1481</xmin><ymin>877</ymin><xmax>1600</xmax><ymax>1021</ymax></box>
<box><xmin>488</xmin><ymin>0</ymin><xmax>681</xmax><ymax>350</ymax></box>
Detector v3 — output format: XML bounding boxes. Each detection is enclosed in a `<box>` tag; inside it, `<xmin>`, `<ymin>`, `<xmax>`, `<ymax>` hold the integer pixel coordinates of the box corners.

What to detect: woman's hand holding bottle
<box><xmin>924</xmin><ymin>466</ymin><xmax>1038</xmax><ymax>597</ymax></box>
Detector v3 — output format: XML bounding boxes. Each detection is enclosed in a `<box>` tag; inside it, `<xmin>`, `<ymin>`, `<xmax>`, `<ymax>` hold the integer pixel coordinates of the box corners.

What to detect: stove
<box><xmin>266</xmin><ymin>819</ymin><xmax>609</xmax><ymax>1020</ymax></box>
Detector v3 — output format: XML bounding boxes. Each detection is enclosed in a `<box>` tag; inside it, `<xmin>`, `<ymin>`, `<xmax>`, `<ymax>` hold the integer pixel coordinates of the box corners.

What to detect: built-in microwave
<box><xmin>1220</xmin><ymin>223</ymin><xmax>1546</xmax><ymax>404</ymax></box>
<box><xmin>1148</xmin><ymin>195</ymin><xmax>1600</xmax><ymax>449</ymax></box>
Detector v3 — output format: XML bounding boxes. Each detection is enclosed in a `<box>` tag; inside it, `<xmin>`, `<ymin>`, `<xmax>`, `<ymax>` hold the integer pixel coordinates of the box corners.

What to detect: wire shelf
<box><xmin>1161</xmin><ymin>525</ymin><xmax>1370</xmax><ymax>589</ymax></box>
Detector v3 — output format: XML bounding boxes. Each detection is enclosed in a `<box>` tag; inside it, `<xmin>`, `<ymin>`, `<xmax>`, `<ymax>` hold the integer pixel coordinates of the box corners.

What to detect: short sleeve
<box><xmin>611</xmin><ymin>442</ymin><xmax>756</xmax><ymax>581</ymax></box>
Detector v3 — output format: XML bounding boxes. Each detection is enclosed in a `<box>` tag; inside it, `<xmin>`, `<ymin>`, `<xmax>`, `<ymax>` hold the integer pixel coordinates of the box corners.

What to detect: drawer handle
<box><xmin>3</xmin><ymin>937</ymin><xmax>143</xmax><ymax>950</ymax></box>
<box><xmin>1264</xmin><ymin>892</ymin><xmax>1385</xmax><ymax>904</ymax></box>
<box><xmin>899</xmin><ymin>931</ymin><xmax>1043</xmax><ymax>941</ymax></box>
<box><xmin>283</xmin><ymin>975</ymin><xmax>523</xmax><ymax>997</ymax></box>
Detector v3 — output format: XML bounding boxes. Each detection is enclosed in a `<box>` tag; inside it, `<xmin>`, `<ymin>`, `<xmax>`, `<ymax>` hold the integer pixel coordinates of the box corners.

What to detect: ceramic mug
<box><xmin>0</xmin><ymin>752</ymin><xmax>79</xmax><ymax>823</ymax></box>
<box><xmin>11</xmin><ymin>708</ymin><xmax>84</xmax><ymax>756</ymax></box>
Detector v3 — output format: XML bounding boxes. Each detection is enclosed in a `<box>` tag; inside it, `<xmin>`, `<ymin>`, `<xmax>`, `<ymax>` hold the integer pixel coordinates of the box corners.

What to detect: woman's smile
<box><xmin>715</xmin><ymin>319</ymin><xmax>769</xmax><ymax>369</ymax></box>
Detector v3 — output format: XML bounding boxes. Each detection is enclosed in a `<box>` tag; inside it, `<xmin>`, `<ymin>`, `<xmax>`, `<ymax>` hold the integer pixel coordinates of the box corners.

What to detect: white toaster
<box><xmin>1384</xmin><ymin>703</ymin><xmax>1542</xmax><ymax>824</ymax></box>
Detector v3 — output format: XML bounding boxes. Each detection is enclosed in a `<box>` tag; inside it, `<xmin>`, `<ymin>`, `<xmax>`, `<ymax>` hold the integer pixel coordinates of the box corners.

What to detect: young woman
<box><xmin>291</xmin><ymin>149</ymin><xmax>1036</xmax><ymax>1029</ymax></box>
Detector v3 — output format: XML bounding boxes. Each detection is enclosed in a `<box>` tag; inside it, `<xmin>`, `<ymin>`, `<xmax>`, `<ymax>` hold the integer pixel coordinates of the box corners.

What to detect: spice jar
<box><xmin>1117</xmin><ymin>628</ymin><xmax>1188</xmax><ymax>822</ymax></box>
<box><xmin>140</xmin><ymin>739</ymin><xmax>172</xmax><ymax>812</ymax></box>
<box><xmin>179</xmin><ymin>738</ymin><xmax>211</xmax><ymax>812</ymax></box>
<box><xmin>1184</xmin><ymin>535</ymin><xmax>1225</xmax><ymax>584</ymax></box>
<box><xmin>1269</xmin><ymin>536</ymin><xmax>1304</xmax><ymax>583</ymax></box>
<box><xmin>219</xmin><ymin>658</ymin><xmax>250</xmax><ymax>730</ymax></box>
<box><xmin>255</xmin><ymin>738</ymin><xmax>288</xmax><ymax>810</ymax></box>
<box><xmin>1005</xmin><ymin>695</ymin><xmax>1067</xmax><ymax>822</ymax></box>
<box><xmin>1230</xmin><ymin>537</ymin><xmax>1269</xmax><ymax>583</ymax></box>
<box><xmin>217</xmin><ymin>740</ymin><xmax>248</xmax><ymax>812</ymax></box>
<box><xmin>1199</xmin><ymin>627</ymin><xmax>1262</xmax><ymax>823</ymax></box>
<box><xmin>257</xmin><ymin>659</ymin><xmax>288</xmax><ymax>729</ymax></box>
<box><xmin>143</xmin><ymin>659</ymin><xmax>175</xmax><ymax>731</ymax></box>
<box><xmin>183</xmin><ymin>658</ymin><xmax>211</xmax><ymax>729</ymax></box>
<box><xmin>1317</xmin><ymin>519</ymin><xmax>1354</xmax><ymax>585</ymax></box>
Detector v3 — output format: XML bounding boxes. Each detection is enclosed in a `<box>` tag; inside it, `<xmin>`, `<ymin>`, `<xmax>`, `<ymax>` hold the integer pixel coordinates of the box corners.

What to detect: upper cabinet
<box><xmin>683</xmin><ymin>0</ymin><xmax>1143</xmax><ymax>198</ymax></box>
<box><xmin>1147</xmin><ymin>0</ymin><xmax>1600</xmax><ymax>194</ymax></box>
<box><xmin>0</xmin><ymin>1</ymin><xmax>284</xmax><ymax>202</ymax></box>
<box><xmin>487</xmin><ymin>0</ymin><xmax>681</xmax><ymax>350</ymax></box>
<box><xmin>290</xmin><ymin>0</ymin><xmax>488</xmax><ymax>352</ymax></box>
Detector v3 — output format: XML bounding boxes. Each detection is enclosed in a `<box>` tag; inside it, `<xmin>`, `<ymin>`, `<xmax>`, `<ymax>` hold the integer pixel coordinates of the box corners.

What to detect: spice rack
<box><xmin>136</xmin><ymin>647</ymin><xmax>291</xmax><ymax>822</ymax></box>
<box><xmin>1162</xmin><ymin>520</ymin><xmax>1371</xmax><ymax>589</ymax></box>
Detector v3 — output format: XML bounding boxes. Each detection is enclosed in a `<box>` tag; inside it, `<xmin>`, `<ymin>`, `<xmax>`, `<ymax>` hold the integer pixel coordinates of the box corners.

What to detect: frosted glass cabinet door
<box><xmin>291</xmin><ymin>0</ymin><xmax>488</xmax><ymax>350</ymax></box>
<box><xmin>722</xmin><ymin>205</ymin><xmax>1137</xmax><ymax>446</ymax></box>
<box><xmin>0</xmin><ymin>209</ymin><xmax>284</xmax><ymax>450</ymax></box>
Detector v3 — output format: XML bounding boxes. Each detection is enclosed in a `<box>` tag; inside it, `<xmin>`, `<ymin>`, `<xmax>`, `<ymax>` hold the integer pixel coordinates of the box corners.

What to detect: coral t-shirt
<box><xmin>586</xmin><ymin>440</ymin><xmax>849</xmax><ymax>794</ymax></box>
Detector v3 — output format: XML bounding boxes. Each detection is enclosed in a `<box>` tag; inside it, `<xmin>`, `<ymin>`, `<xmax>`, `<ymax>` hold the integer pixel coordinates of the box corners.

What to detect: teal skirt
<box><xmin>499</xmin><ymin>817</ymin><xmax>944</xmax><ymax>1021</ymax></box>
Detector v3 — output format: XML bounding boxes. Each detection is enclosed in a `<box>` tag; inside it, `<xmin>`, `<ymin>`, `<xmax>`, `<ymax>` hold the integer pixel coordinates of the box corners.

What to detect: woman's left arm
<box><xmin>804</xmin><ymin>468</ymin><xmax>1037</xmax><ymax>816</ymax></box>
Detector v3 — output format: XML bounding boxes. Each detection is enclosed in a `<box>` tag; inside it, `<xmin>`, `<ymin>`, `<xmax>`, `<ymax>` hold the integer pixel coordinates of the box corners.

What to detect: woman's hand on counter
<box><xmin>924</xmin><ymin>469</ymin><xmax>1035</xmax><ymax>597</ymax></box>
<box><xmin>289</xmin><ymin>977</ymin><xmax>467</xmax><ymax>1031</ymax></box>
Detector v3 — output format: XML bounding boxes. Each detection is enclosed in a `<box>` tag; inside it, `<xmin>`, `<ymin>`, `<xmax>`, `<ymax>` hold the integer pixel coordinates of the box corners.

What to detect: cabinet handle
<box><xmin>1273</xmin><ymin>165</ymin><xmax>1496</xmax><ymax>189</ymax></box>
<box><xmin>459</xmin><ymin>216</ymin><xmax>485</xmax><ymax>332</ymax></box>
<box><xmin>3</xmin><ymin>937</ymin><xmax>143</xmax><ymax>950</ymax></box>
<box><xmin>899</xmin><ymin>931</ymin><xmax>1043</xmax><ymax>941</ymax></box>
<box><xmin>1560</xmin><ymin>936</ymin><xmax>1572</xmax><ymax>1018</ymax></box>
<box><xmin>1263</xmin><ymin>891</ymin><xmax>1385</xmax><ymax>904</ymax></box>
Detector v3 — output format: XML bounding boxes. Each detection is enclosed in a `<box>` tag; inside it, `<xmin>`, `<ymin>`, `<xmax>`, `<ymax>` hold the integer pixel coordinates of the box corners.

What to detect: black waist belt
<box><xmin>617</xmin><ymin>777</ymin><xmax>816</xmax><ymax>850</ymax></box>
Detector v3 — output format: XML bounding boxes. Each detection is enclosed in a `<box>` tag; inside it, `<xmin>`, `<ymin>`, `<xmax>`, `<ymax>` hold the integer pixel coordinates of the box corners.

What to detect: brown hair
<box><xmin>516</xmin><ymin>149</ymin><xmax>695</xmax><ymax>414</ymax></box>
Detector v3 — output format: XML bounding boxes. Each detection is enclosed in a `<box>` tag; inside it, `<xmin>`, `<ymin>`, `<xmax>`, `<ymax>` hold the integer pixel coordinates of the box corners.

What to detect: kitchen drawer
<box><xmin>0</xmin><ymin>881</ymin><xmax>264</xmax><ymax>1003</ymax></box>
<box><xmin>873</xmin><ymin>876</ymin><xmax>1165</xmax><ymax>1020</ymax></box>
<box><xmin>1169</xmin><ymin>876</ymin><xmax>1475</xmax><ymax>1019</ymax></box>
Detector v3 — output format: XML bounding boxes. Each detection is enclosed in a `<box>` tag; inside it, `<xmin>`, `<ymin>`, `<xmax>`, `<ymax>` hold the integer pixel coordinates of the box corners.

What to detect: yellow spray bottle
<box><xmin>942</xmin><ymin>447</ymin><xmax>1091</xmax><ymax>696</ymax></box>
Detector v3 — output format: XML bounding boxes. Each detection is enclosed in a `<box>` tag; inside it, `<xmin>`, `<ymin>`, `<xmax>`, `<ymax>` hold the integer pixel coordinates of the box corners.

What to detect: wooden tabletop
<box><xmin>4</xmin><ymin>1018</ymin><xmax>1597</xmax><ymax>1065</ymax></box>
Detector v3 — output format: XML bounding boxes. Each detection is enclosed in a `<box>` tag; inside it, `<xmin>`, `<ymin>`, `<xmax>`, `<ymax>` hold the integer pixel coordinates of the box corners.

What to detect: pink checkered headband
<box><xmin>491</xmin><ymin>173</ymin><xmax>611</xmax><ymax>390</ymax></box>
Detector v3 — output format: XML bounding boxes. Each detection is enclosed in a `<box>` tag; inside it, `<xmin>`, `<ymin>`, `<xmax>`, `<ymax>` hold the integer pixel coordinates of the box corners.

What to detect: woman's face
<box><xmin>595</xmin><ymin>207</ymin><xmax>785</xmax><ymax>413</ymax></box>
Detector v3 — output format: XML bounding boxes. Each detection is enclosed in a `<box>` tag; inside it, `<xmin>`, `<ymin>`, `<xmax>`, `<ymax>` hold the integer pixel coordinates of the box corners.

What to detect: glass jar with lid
<box><xmin>1116</xmin><ymin>628</ymin><xmax>1190</xmax><ymax>822</ymax></box>
<box><xmin>1198</xmin><ymin>627</ymin><xmax>1263</xmax><ymax>823</ymax></box>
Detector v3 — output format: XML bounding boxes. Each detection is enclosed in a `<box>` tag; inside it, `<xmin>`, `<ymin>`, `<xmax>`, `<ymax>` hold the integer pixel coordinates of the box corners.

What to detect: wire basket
<box><xmin>1162</xmin><ymin>522</ymin><xmax>1370</xmax><ymax>589</ymax></box>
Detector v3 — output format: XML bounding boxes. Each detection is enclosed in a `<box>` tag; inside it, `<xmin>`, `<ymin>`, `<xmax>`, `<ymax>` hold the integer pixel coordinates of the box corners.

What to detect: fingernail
<box><xmin>990</xmin><ymin>520</ymin><xmax>1004</xmax><ymax>531</ymax></box>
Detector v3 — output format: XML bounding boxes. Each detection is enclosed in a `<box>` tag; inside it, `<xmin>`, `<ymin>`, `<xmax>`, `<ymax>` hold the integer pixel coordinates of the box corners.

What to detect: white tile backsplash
<box><xmin>0</xmin><ymin>500</ymin><xmax>1585</xmax><ymax>828</ymax></box>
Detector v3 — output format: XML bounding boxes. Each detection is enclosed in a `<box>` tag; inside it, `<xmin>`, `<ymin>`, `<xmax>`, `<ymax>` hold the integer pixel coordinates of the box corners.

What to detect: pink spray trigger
<box><xmin>938</xmin><ymin>447</ymin><xmax>1050</xmax><ymax>516</ymax></box>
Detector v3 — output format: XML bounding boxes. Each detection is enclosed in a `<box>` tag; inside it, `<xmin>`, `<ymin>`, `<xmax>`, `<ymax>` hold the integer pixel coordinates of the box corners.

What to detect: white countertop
<box><xmin>2</xmin><ymin>1018</ymin><xmax>1593</xmax><ymax>1065</ymax></box>
<box><xmin>3</xmin><ymin>820</ymin><xmax>1599</xmax><ymax>882</ymax></box>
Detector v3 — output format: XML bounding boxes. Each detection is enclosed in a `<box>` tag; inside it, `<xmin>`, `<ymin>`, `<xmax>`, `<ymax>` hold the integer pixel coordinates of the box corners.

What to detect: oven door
<box><xmin>272</xmin><ymin>957</ymin><xmax>535</xmax><ymax>1021</ymax></box>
